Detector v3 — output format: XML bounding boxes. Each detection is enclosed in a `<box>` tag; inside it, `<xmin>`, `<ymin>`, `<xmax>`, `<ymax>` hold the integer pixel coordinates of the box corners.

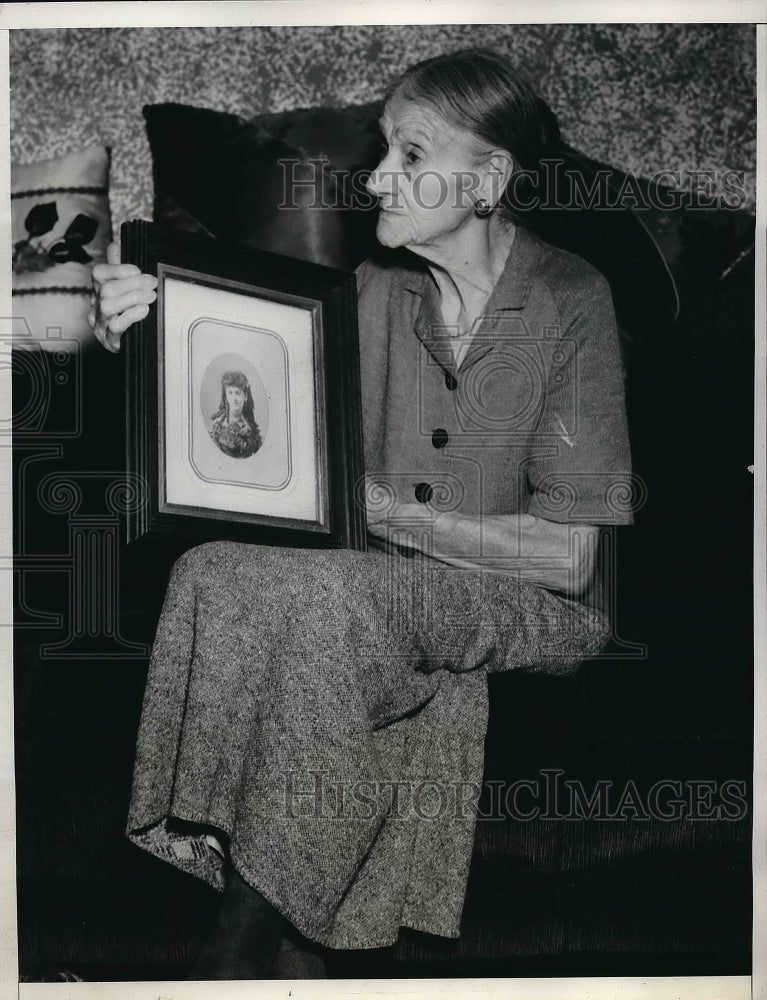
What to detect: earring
<box><xmin>474</xmin><ymin>198</ymin><xmax>492</xmax><ymax>218</ymax></box>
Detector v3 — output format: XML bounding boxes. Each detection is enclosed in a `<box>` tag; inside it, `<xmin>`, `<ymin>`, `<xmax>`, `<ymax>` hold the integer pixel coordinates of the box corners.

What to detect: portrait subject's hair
<box><xmin>384</xmin><ymin>47</ymin><xmax>562</xmax><ymax>220</ymax></box>
<box><xmin>212</xmin><ymin>369</ymin><xmax>256</xmax><ymax>426</ymax></box>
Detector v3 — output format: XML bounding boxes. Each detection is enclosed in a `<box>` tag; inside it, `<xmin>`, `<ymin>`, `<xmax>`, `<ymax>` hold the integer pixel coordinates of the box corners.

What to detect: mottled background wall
<box><xmin>10</xmin><ymin>23</ymin><xmax>756</xmax><ymax>228</ymax></box>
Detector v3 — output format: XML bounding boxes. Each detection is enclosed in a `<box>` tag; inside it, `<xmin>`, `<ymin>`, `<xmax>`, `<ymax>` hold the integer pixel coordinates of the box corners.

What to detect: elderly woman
<box><xmin>90</xmin><ymin>48</ymin><xmax>632</xmax><ymax>979</ymax></box>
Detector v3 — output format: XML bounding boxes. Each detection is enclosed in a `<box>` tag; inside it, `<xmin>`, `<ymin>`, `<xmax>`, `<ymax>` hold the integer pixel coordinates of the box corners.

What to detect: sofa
<box><xmin>13</xmin><ymin>94</ymin><xmax>754</xmax><ymax>982</ymax></box>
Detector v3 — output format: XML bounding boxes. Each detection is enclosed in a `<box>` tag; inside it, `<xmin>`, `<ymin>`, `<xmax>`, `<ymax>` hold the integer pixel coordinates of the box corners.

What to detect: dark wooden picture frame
<box><xmin>122</xmin><ymin>220</ymin><xmax>366</xmax><ymax>550</ymax></box>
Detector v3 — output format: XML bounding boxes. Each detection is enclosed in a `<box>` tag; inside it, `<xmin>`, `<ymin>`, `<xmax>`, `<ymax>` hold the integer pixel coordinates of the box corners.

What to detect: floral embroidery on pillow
<box><xmin>12</xmin><ymin>201</ymin><xmax>99</xmax><ymax>274</ymax></box>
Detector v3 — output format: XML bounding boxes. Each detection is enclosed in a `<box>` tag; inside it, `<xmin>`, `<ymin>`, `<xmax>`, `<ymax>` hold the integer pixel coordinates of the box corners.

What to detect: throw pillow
<box><xmin>143</xmin><ymin>102</ymin><xmax>381</xmax><ymax>272</ymax></box>
<box><xmin>12</xmin><ymin>145</ymin><xmax>112</xmax><ymax>353</ymax></box>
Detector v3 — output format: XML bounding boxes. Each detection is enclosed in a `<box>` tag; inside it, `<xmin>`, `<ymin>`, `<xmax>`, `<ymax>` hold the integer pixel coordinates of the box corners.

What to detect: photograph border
<box><xmin>121</xmin><ymin>219</ymin><xmax>367</xmax><ymax>551</ymax></box>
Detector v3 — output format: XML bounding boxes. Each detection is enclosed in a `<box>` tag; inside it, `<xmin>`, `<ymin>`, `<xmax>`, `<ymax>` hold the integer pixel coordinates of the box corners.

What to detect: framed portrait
<box><xmin>121</xmin><ymin>220</ymin><xmax>367</xmax><ymax>550</ymax></box>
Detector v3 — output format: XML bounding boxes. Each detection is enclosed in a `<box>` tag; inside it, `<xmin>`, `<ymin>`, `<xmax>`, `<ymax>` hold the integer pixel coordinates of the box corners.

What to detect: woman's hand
<box><xmin>88</xmin><ymin>241</ymin><xmax>158</xmax><ymax>353</ymax></box>
<box><xmin>366</xmin><ymin>501</ymin><xmax>434</xmax><ymax>543</ymax></box>
<box><xmin>363</xmin><ymin>477</ymin><xmax>434</xmax><ymax>542</ymax></box>
<box><xmin>364</xmin><ymin>479</ymin><xmax>598</xmax><ymax>596</ymax></box>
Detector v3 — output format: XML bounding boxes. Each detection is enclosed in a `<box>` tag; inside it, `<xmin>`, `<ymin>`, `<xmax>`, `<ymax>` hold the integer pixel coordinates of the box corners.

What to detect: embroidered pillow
<box><xmin>12</xmin><ymin>145</ymin><xmax>112</xmax><ymax>352</ymax></box>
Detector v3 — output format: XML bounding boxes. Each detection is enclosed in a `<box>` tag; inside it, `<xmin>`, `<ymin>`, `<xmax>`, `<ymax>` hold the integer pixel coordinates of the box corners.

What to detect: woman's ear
<box><xmin>481</xmin><ymin>149</ymin><xmax>515</xmax><ymax>209</ymax></box>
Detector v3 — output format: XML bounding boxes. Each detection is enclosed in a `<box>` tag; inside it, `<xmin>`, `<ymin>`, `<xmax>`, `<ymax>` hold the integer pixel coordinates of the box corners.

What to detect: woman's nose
<box><xmin>366</xmin><ymin>152</ymin><xmax>398</xmax><ymax>199</ymax></box>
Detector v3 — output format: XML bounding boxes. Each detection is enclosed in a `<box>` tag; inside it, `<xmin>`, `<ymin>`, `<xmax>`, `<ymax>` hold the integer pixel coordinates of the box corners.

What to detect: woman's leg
<box><xmin>130</xmin><ymin>540</ymin><xmax>607</xmax><ymax>969</ymax></box>
<box><xmin>272</xmin><ymin>932</ymin><xmax>329</xmax><ymax>979</ymax></box>
<box><xmin>188</xmin><ymin>865</ymin><xmax>286</xmax><ymax>980</ymax></box>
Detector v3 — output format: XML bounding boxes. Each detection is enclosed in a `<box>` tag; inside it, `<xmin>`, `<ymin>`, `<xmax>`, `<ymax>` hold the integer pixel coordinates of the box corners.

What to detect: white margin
<box><xmin>752</xmin><ymin>21</ymin><xmax>767</xmax><ymax>1000</ymax></box>
<box><xmin>0</xmin><ymin>0</ymin><xmax>763</xmax><ymax>28</ymax></box>
<box><xmin>12</xmin><ymin>976</ymin><xmax>757</xmax><ymax>1000</ymax></box>
<box><xmin>0</xmin><ymin>19</ymin><xmax>17</xmax><ymax>1000</ymax></box>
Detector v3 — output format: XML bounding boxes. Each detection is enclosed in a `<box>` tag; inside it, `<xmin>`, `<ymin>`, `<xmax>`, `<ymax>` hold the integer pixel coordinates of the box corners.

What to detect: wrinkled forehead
<box><xmin>381</xmin><ymin>91</ymin><xmax>454</xmax><ymax>139</ymax></box>
<box><xmin>380</xmin><ymin>89</ymin><xmax>488</xmax><ymax>156</ymax></box>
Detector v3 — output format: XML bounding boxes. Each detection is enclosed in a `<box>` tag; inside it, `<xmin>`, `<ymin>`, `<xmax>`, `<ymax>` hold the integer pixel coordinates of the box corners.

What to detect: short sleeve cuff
<box><xmin>526</xmin><ymin>471</ymin><xmax>641</xmax><ymax>525</ymax></box>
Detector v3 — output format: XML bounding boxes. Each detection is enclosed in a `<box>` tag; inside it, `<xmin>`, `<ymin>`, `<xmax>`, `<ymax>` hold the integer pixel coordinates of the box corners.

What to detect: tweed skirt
<box><xmin>126</xmin><ymin>540</ymin><xmax>609</xmax><ymax>949</ymax></box>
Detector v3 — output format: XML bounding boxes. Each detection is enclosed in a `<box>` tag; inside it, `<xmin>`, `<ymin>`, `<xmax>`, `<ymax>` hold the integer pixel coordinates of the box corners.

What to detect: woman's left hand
<box><xmin>366</xmin><ymin>501</ymin><xmax>435</xmax><ymax>543</ymax></box>
<box><xmin>365</xmin><ymin>481</ymin><xmax>599</xmax><ymax>595</ymax></box>
<box><xmin>363</xmin><ymin>476</ymin><xmax>435</xmax><ymax>540</ymax></box>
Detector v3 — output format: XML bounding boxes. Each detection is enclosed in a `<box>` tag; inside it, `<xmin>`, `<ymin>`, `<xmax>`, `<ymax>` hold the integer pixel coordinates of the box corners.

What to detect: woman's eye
<box><xmin>404</xmin><ymin>149</ymin><xmax>422</xmax><ymax>165</ymax></box>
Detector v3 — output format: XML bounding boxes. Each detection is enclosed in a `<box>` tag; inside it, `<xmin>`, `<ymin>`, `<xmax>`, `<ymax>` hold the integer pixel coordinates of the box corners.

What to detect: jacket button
<box><xmin>444</xmin><ymin>372</ymin><xmax>458</xmax><ymax>391</ymax></box>
<box><xmin>414</xmin><ymin>482</ymin><xmax>433</xmax><ymax>503</ymax></box>
<box><xmin>432</xmin><ymin>428</ymin><xmax>449</xmax><ymax>449</ymax></box>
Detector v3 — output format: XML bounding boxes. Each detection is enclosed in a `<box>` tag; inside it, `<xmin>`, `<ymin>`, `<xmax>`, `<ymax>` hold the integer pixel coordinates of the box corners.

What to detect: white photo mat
<box><xmin>161</xmin><ymin>270</ymin><xmax>321</xmax><ymax>525</ymax></box>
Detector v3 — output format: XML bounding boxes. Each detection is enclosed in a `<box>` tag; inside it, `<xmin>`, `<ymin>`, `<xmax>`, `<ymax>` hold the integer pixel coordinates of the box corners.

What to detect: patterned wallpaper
<box><xmin>9</xmin><ymin>24</ymin><xmax>756</xmax><ymax>228</ymax></box>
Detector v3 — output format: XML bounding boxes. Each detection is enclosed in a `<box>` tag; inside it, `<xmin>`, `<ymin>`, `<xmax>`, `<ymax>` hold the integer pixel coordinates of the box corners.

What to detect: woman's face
<box><xmin>366</xmin><ymin>92</ymin><xmax>491</xmax><ymax>253</ymax></box>
<box><xmin>226</xmin><ymin>384</ymin><xmax>245</xmax><ymax>416</ymax></box>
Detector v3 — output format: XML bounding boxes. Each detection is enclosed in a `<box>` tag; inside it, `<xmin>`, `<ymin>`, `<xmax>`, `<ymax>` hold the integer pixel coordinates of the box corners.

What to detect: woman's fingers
<box><xmin>88</xmin><ymin>242</ymin><xmax>157</xmax><ymax>353</ymax></box>
<box><xmin>98</xmin><ymin>282</ymin><xmax>157</xmax><ymax>319</ymax></box>
<box><xmin>91</xmin><ymin>302</ymin><xmax>151</xmax><ymax>353</ymax></box>
<box><xmin>366</xmin><ymin>520</ymin><xmax>389</xmax><ymax>538</ymax></box>
<box><xmin>88</xmin><ymin>262</ymin><xmax>157</xmax><ymax>352</ymax></box>
<box><xmin>106</xmin><ymin>240</ymin><xmax>121</xmax><ymax>266</ymax></box>
<box><xmin>105</xmin><ymin>302</ymin><xmax>150</xmax><ymax>340</ymax></box>
<box><xmin>92</xmin><ymin>263</ymin><xmax>150</xmax><ymax>288</ymax></box>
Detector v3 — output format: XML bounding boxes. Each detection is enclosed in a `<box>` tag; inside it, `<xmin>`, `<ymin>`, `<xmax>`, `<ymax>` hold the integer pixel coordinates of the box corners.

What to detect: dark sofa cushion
<box><xmin>143</xmin><ymin>102</ymin><xmax>380</xmax><ymax>271</ymax></box>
